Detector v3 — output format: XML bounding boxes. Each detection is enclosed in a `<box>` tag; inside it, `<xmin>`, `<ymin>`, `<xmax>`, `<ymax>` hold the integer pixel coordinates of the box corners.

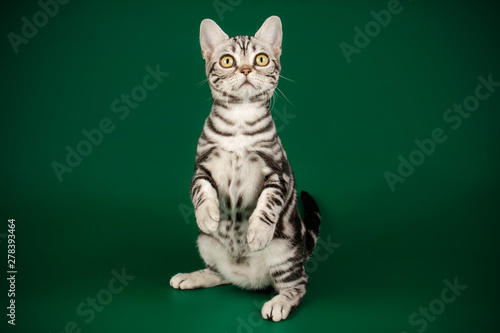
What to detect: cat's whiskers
<box><xmin>279</xmin><ymin>74</ymin><xmax>295</xmax><ymax>83</ymax></box>
<box><xmin>195</xmin><ymin>78</ymin><xmax>209</xmax><ymax>88</ymax></box>
<box><xmin>270</xmin><ymin>91</ymin><xmax>277</xmax><ymax>111</ymax></box>
<box><xmin>275</xmin><ymin>87</ymin><xmax>294</xmax><ymax>107</ymax></box>
<box><xmin>271</xmin><ymin>89</ymin><xmax>283</xmax><ymax>111</ymax></box>
<box><xmin>258</xmin><ymin>88</ymin><xmax>274</xmax><ymax>111</ymax></box>
<box><xmin>272</xmin><ymin>88</ymin><xmax>285</xmax><ymax>104</ymax></box>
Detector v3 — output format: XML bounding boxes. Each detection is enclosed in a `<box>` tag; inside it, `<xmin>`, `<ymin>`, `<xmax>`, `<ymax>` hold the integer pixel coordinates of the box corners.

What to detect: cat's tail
<box><xmin>301</xmin><ymin>191</ymin><xmax>321</xmax><ymax>257</ymax></box>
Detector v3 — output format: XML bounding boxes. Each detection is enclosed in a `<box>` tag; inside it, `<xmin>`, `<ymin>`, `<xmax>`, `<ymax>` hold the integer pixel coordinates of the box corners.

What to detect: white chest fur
<box><xmin>202</xmin><ymin>148</ymin><xmax>265</xmax><ymax>213</ymax></box>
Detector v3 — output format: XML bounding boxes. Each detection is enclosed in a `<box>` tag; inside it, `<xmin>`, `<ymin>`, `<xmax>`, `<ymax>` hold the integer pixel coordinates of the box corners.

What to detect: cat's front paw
<box><xmin>195</xmin><ymin>200</ymin><xmax>220</xmax><ymax>234</ymax></box>
<box><xmin>246</xmin><ymin>215</ymin><xmax>274</xmax><ymax>252</ymax></box>
<box><xmin>170</xmin><ymin>273</ymin><xmax>197</xmax><ymax>289</ymax></box>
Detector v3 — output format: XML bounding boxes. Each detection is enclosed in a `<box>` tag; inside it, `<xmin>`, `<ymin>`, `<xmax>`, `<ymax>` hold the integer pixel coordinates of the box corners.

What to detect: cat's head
<box><xmin>200</xmin><ymin>16</ymin><xmax>282</xmax><ymax>101</ymax></box>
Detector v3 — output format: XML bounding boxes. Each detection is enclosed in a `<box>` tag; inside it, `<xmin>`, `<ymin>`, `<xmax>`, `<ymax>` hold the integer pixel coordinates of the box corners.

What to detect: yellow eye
<box><xmin>220</xmin><ymin>55</ymin><xmax>235</xmax><ymax>68</ymax></box>
<box><xmin>255</xmin><ymin>54</ymin><xmax>269</xmax><ymax>66</ymax></box>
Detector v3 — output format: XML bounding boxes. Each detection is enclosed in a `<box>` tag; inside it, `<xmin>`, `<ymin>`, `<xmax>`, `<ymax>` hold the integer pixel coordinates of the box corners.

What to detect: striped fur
<box><xmin>170</xmin><ymin>16</ymin><xmax>321</xmax><ymax>322</ymax></box>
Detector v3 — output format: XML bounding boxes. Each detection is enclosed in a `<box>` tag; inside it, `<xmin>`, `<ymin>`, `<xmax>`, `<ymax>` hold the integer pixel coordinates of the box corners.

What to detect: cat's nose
<box><xmin>241</xmin><ymin>68</ymin><xmax>251</xmax><ymax>76</ymax></box>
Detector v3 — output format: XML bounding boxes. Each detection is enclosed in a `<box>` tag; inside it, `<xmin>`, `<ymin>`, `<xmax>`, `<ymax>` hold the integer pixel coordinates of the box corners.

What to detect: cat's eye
<box><xmin>254</xmin><ymin>54</ymin><xmax>269</xmax><ymax>67</ymax></box>
<box><xmin>220</xmin><ymin>55</ymin><xmax>235</xmax><ymax>68</ymax></box>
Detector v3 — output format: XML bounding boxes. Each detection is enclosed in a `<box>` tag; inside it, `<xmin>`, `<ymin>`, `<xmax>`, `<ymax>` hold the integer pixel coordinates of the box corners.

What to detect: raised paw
<box><xmin>261</xmin><ymin>296</ymin><xmax>293</xmax><ymax>322</ymax></box>
<box><xmin>195</xmin><ymin>200</ymin><xmax>220</xmax><ymax>234</ymax></box>
<box><xmin>246</xmin><ymin>217</ymin><xmax>274</xmax><ymax>252</ymax></box>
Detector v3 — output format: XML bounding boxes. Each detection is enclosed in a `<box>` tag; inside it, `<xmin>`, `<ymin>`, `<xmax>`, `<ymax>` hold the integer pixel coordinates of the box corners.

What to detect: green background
<box><xmin>1</xmin><ymin>0</ymin><xmax>499</xmax><ymax>332</ymax></box>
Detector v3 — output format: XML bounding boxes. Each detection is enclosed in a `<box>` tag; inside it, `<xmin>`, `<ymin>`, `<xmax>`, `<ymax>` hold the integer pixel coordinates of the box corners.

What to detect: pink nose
<box><xmin>241</xmin><ymin>68</ymin><xmax>251</xmax><ymax>76</ymax></box>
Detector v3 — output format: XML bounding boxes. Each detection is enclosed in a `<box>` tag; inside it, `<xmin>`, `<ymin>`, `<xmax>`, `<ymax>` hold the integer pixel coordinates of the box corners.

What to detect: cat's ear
<box><xmin>200</xmin><ymin>19</ymin><xmax>229</xmax><ymax>61</ymax></box>
<box><xmin>255</xmin><ymin>16</ymin><xmax>282</xmax><ymax>57</ymax></box>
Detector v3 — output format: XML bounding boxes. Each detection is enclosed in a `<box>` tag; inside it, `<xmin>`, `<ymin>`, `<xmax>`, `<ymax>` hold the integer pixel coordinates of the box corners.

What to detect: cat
<box><xmin>169</xmin><ymin>16</ymin><xmax>321</xmax><ymax>322</ymax></box>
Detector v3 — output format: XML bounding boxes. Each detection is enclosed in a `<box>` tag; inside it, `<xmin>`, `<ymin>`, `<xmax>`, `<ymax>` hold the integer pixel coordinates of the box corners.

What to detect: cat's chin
<box><xmin>240</xmin><ymin>81</ymin><xmax>255</xmax><ymax>88</ymax></box>
<box><xmin>238</xmin><ymin>83</ymin><xmax>256</xmax><ymax>95</ymax></box>
<box><xmin>232</xmin><ymin>83</ymin><xmax>267</xmax><ymax>99</ymax></box>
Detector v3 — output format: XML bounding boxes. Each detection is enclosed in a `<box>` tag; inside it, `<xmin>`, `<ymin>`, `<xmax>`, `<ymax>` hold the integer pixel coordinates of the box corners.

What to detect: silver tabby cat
<box><xmin>170</xmin><ymin>16</ymin><xmax>321</xmax><ymax>322</ymax></box>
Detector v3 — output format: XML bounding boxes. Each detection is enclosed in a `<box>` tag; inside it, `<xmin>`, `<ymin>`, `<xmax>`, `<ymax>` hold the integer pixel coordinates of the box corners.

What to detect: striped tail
<box><xmin>301</xmin><ymin>191</ymin><xmax>321</xmax><ymax>257</ymax></box>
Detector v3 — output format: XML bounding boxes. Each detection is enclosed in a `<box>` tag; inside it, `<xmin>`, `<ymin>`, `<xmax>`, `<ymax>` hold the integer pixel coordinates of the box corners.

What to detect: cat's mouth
<box><xmin>240</xmin><ymin>80</ymin><xmax>255</xmax><ymax>89</ymax></box>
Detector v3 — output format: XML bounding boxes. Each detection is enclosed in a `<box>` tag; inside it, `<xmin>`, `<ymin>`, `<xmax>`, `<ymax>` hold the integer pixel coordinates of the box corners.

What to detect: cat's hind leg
<box><xmin>261</xmin><ymin>264</ymin><xmax>308</xmax><ymax>321</ymax></box>
<box><xmin>170</xmin><ymin>268</ymin><xmax>229</xmax><ymax>290</ymax></box>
